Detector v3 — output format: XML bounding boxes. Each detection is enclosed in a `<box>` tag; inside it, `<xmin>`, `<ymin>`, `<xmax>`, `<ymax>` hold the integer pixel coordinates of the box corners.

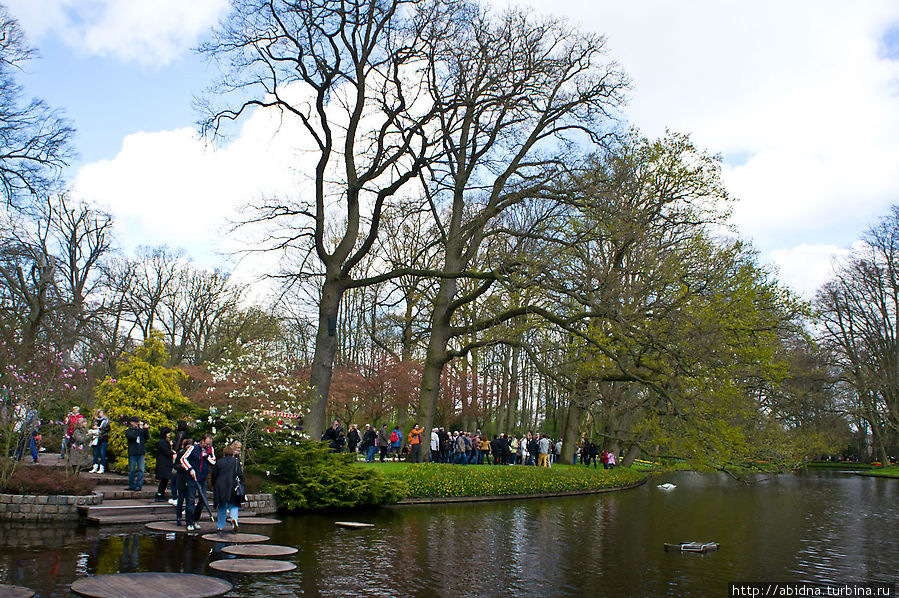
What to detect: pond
<box><xmin>1</xmin><ymin>470</ymin><xmax>896</xmax><ymax>596</ymax></box>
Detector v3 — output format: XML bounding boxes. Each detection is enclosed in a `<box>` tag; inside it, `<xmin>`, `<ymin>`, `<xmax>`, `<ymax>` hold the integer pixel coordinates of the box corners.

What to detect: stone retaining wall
<box><xmin>0</xmin><ymin>492</ymin><xmax>102</xmax><ymax>521</ymax></box>
<box><xmin>244</xmin><ymin>493</ymin><xmax>277</xmax><ymax>514</ymax></box>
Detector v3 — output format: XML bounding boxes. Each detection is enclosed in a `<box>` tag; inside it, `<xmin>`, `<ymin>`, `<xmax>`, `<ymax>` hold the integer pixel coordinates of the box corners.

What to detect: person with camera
<box><xmin>124</xmin><ymin>416</ymin><xmax>150</xmax><ymax>491</ymax></box>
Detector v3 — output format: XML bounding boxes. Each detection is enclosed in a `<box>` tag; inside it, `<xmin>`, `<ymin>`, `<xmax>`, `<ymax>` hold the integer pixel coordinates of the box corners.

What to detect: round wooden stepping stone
<box><xmin>237</xmin><ymin>517</ymin><xmax>281</xmax><ymax>525</ymax></box>
<box><xmin>71</xmin><ymin>572</ymin><xmax>231</xmax><ymax>598</ymax></box>
<box><xmin>200</xmin><ymin>532</ymin><xmax>269</xmax><ymax>543</ymax></box>
<box><xmin>335</xmin><ymin>521</ymin><xmax>374</xmax><ymax>528</ymax></box>
<box><xmin>0</xmin><ymin>584</ymin><xmax>35</xmax><ymax>598</ymax></box>
<box><xmin>145</xmin><ymin>521</ymin><xmax>218</xmax><ymax>533</ymax></box>
<box><xmin>209</xmin><ymin>559</ymin><xmax>296</xmax><ymax>574</ymax></box>
<box><xmin>222</xmin><ymin>544</ymin><xmax>297</xmax><ymax>557</ymax></box>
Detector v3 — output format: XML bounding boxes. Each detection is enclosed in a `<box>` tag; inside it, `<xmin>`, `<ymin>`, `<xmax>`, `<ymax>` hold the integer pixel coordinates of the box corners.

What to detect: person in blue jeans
<box><xmin>361</xmin><ymin>424</ymin><xmax>377</xmax><ymax>462</ymax></box>
<box><xmin>125</xmin><ymin>417</ymin><xmax>149</xmax><ymax>490</ymax></box>
<box><xmin>212</xmin><ymin>441</ymin><xmax>243</xmax><ymax>533</ymax></box>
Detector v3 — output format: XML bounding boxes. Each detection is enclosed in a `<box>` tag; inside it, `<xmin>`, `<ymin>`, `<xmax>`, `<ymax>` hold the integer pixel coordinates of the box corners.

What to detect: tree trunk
<box><xmin>306</xmin><ymin>278</ymin><xmax>343</xmax><ymax>441</ymax></box>
<box><xmin>622</xmin><ymin>443</ymin><xmax>641</xmax><ymax>468</ymax></box>
<box><xmin>559</xmin><ymin>398</ymin><xmax>582</xmax><ymax>465</ymax></box>
<box><xmin>417</xmin><ymin>274</ymin><xmax>457</xmax><ymax>460</ymax></box>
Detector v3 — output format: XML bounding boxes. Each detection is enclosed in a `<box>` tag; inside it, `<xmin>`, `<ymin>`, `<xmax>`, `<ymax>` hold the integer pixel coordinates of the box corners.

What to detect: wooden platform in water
<box><xmin>335</xmin><ymin>521</ymin><xmax>374</xmax><ymax>528</ymax></box>
<box><xmin>200</xmin><ymin>532</ymin><xmax>269</xmax><ymax>543</ymax></box>
<box><xmin>209</xmin><ymin>558</ymin><xmax>296</xmax><ymax>574</ymax></box>
<box><xmin>222</xmin><ymin>544</ymin><xmax>297</xmax><ymax>557</ymax></box>
<box><xmin>70</xmin><ymin>572</ymin><xmax>231</xmax><ymax>598</ymax></box>
<box><xmin>0</xmin><ymin>583</ymin><xmax>35</xmax><ymax>598</ymax></box>
<box><xmin>237</xmin><ymin>517</ymin><xmax>281</xmax><ymax>525</ymax></box>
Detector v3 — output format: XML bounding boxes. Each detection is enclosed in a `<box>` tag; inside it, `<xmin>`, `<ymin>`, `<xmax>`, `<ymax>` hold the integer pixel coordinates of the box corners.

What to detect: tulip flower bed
<box><xmin>360</xmin><ymin>462</ymin><xmax>644</xmax><ymax>498</ymax></box>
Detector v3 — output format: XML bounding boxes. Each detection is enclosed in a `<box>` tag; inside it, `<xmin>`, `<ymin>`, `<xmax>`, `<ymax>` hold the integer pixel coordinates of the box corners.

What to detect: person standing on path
<box><xmin>430</xmin><ymin>428</ymin><xmax>439</xmax><ymax>463</ymax></box>
<box><xmin>125</xmin><ymin>417</ymin><xmax>150</xmax><ymax>490</ymax></box>
<box><xmin>377</xmin><ymin>423</ymin><xmax>390</xmax><ymax>462</ymax></box>
<box><xmin>155</xmin><ymin>427</ymin><xmax>175</xmax><ymax>502</ymax></box>
<box><xmin>408</xmin><ymin>424</ymin><xmax>423</xmax><ymax>463</ymax></box>
<box><xmin>362</xmin><ymin>424</ymin><xmax>377</xmax><ymax>463</ymax></box>
<box><xmin>177</xmin><ymin>437</ymin><xmax>202</xmax><ymax>531</ymax></box>
<box><xmin>190</xmin><ymin>434</ymin><xmax>217</xmax><ymax>525</ymax></box>
<box><xmin>212</xmin><ymin>441</ymin><xmax>244</xmax><ymax>533</ymax></box>
<box><xmin>170</xmin><ymin>420</ymin><xmax>189</xmax><ymax>504</ymax></box>
<box><xmin>537</xmin><ymin>434</ymin><xmax>551</xmax><ymax>468</ymax></box>
<box><xmin>347</xmin><ymin>424</ymin><xmax>361</xmax><ymax>455</ymax></box>
<box><xmin>89</xmin><ymin>409</ymin><xmax>109</xmax><ymax>474</ymax></box>
<box><xmin>389</xmin><ymin>426</ymin><xmax>402</xmax><ymax>461</ymax></box>
<box><xmin>62</xmin><ymin>406</ymin><xmax>84</xmax><ymax>459</ymax></box>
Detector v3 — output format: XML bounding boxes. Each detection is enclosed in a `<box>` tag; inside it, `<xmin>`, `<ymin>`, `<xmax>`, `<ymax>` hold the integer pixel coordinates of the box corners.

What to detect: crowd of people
<box><xmin>320</xmin><ymin>420</ymin><xmax>620</xmax><ymax>469</ymax></box>
<box><xmin>149</xmin><ymin>420</ymin><xmax>246</xmax><ymax>533</ymax></box>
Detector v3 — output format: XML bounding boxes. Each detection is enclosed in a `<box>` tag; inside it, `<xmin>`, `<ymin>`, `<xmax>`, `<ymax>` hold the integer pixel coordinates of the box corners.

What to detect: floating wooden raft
<box><xmin>200</xmin><ymin>532</ymin><xmax>270</xmax><ymax>544</ymax></box>
<box><xmin>209</xmin><ymin>559</ymin><xmax>296</xmax><ymax>574</ymax></box>
<box><xmin>0</xmin><ymin>583</ymin><xmax>35</xmax><ymax>598</ymax></box>
<box><xmin>70</xmin><ymin>573</ymin><xmax>231</xmax><ymax>598</ymax></box>
<box><xmin>144</xmin><ymin>521</ymin><xmax>218</xmax><ymax>533</ymax></box>
<box><xmin>335</xmin><ymin>521</ymin><xmax>374</xmax><ymax>528</ymax></box>
<box><xmin>222</xmin><ymin>544</ymin><xmax>298</xmax><ymax>557</ymax></box>
<box><xmin>664</xmin><ymin>542</ymin><xmax>719</xmax><ymax>553</ymax></box>
<box><xmin>236</xmin><ymin>517</ymin><xmax>282</xmax><ymax>526</ymax></box>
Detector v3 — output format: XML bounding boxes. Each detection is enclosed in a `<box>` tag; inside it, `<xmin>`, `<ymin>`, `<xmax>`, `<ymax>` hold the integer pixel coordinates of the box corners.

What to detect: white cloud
<box><xmin>517</xmin><ymin>0</ymin><xmax>899</xmax><ymax>296</ymax></box>
<box><xmin>5</xmin><ymin>0</ymin><xmax>229</xmax><ymax>65</ymax></box>
<box><xmin>767</xmin><ymin>244</ymin><xmax>850</xmax><ymax>301</ymax></box>
<box><xmin>71</xmin><ymin>103</ymin><xmax>316</xmax><ymax>280</ymax></box>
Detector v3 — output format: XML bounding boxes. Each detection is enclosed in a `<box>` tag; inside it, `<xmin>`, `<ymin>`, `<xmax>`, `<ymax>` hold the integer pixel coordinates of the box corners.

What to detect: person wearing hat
<box><xmin>125</xmin><ymin>416</ymin><xmax>150</xmax><ymax>491</ymax></box>
<box><xmin>62</xmin><ymin>406</ymin><xmax>84</xmax><ymax>459</ymax></box>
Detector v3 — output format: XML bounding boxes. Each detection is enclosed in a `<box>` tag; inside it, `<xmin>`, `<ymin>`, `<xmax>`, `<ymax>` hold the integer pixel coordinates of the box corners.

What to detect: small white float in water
<box><xmin>657</xmin><ymin>483</ymin><xmax>677</xmax><ymax>490</ymax></box>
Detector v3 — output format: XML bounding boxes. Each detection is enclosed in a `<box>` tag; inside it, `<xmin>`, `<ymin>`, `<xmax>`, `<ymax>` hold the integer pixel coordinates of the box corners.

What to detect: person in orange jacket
<box><xmin>408</xmin><ymin>424</ymin><xmax>423</xmax><ymax>463</ymax></box>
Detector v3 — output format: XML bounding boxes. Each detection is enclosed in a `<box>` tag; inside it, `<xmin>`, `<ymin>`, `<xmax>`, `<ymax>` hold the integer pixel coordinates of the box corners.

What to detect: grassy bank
<box><xmin>803</xmin><ymin>461</ymin><xmax>873</xmax><ymax>471</ymax></box>
<box><xmin>357</xmin><ymin>462</ymin><xmax>645</xmax><ymax>498</ymax></box>
<box><xmin>855</xmin><ymin>465</ymin><xmax>899</xmax><ymax>479</ymax></box>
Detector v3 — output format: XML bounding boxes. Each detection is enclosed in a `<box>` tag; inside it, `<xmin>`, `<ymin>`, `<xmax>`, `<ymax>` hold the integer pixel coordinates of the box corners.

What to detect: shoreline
<box><xmin>393</xmin><ymin>476</ymin><xmax>647</xmax><ymax>505</ymax></box>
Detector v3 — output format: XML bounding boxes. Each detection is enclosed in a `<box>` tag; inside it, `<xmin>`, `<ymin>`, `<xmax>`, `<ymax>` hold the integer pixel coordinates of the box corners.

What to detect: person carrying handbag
<box><xmin>212</xmin><ymin>440</ymin><xmax>244</xmax><ymax>533</ymax></box>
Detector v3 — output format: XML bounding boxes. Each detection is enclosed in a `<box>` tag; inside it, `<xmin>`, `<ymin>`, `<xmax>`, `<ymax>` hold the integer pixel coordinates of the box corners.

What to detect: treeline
<box><xmin>0</xmin><ymin>0</ymin><xmax>892</xmax><ymax>470</ymax></box>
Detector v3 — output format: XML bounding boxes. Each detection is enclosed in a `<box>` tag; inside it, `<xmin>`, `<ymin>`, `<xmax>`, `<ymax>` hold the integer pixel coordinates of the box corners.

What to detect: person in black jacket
<box><xmin>361</xmin><ymin>424</ymin><xmax>377</xmax><ymax>462</ymax></box>
<box><xmin>347</xmin><ymin>424</ymin><xmax>361</xmax><ymax>454</ymax></box>
<box><xmin>321</xmin><ymin>420</ymin><xmax>340</xmax><ymax>452</ymax></box>
<box><xmin>124</xmin><ymin>417</ymin><xmax>150</xmax><ymax>491</ymax></box>
<box><xmin>212</xmin><ymin>441</ymin><xmax>243</xmax><ymax>533</ymax></box>
<box><xmin>154</xmin><ymin>427</ymin><xmax>175</xmax><ymax>502</ymax></box>
<box><xmin>170</xmin><ymin>420</ymin><xmax>188</xmax><ymax>503</ymax></box>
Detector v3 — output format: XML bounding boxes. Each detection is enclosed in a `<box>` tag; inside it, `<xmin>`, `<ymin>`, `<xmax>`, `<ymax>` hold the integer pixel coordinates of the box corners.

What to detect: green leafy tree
<box><xmin>95</xmin><ymin>335</ymin><xmax>191</xmax><ymax>472</ymax></box>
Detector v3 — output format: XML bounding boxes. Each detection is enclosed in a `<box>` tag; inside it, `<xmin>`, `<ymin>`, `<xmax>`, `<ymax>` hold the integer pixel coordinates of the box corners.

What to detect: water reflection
<box><xmin>0</xmin><ymin>471</ymin><xmax>897</xmax><ymax>597</ymax></box>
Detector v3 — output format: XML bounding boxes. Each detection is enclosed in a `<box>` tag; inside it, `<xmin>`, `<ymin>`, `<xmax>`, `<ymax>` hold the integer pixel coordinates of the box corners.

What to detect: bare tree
<box><xmin>414</xmin><ymin>7</ymin><xmax>628</xmax><ymax>454</ymax></box>
<box><xmin>0</xmin><ymin>6</ymin><xmax>73</xmax><ymax>208</ymax></box>
<box><xmin>201</xmin><ymin>0</ymin><xmax>445</xmax><ymax>439</ymax></box>
<box><xmin>817</xmin><ymin>206</ymin><xmax>899</xmax><ymax>463</ymax></box>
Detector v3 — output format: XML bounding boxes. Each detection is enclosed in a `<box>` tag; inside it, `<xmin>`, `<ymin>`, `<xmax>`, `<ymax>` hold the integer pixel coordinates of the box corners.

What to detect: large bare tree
<box><xmin>413</xmin><ymin>7</ymin><xmax>628</xmax><ymax>453</ymax></box>
<box><xmin>201</xmin><ymin>0</ymin><xmax>445</xmax><ymax>439</ymax></box>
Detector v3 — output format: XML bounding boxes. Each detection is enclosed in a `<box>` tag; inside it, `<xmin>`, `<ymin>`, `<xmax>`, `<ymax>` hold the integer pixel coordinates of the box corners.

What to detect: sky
<box><xmin>6</xmin><ymin>0</ymin><xmax>899</xmax><ymax>300</ymax></box>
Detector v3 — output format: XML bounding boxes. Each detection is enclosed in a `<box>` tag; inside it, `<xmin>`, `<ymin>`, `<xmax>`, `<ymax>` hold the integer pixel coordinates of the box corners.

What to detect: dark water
<box><xmin>1</xmin><ymin>471</ymin><xmax>897</xmax><ymax>597</ymax></box>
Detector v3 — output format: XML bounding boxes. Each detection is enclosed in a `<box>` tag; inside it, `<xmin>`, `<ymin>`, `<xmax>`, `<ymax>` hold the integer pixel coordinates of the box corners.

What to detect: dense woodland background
<box><xmin>1</xmin><ymin>0</ymin><xmax>897</xmax><ymax>470</ymax></box>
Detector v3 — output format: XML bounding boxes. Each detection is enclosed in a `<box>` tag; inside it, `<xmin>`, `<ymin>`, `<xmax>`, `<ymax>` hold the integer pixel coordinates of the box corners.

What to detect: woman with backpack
<box><xmin>389</xmin><ymin>426</ymin><xmax>402</xmax><ymax>462</ymax></box>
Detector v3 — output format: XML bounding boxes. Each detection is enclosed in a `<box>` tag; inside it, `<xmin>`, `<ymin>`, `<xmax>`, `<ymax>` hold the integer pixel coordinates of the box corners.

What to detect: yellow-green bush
<box><xmin>95</xmin><ymin>335</ymin><xmax>192</xmax><ymax>473</ymax></box>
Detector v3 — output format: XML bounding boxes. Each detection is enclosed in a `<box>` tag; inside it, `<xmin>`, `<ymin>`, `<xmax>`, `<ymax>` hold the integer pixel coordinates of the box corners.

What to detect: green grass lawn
<box><xmin>356</xmin><ymin>461</ymin><xmax>645</xmax><ymax>498</ymax></box>
<box><xmin>855</xmin><ymin>465</ymin><xmax>899</xmax><ymax>479</ymax></box>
